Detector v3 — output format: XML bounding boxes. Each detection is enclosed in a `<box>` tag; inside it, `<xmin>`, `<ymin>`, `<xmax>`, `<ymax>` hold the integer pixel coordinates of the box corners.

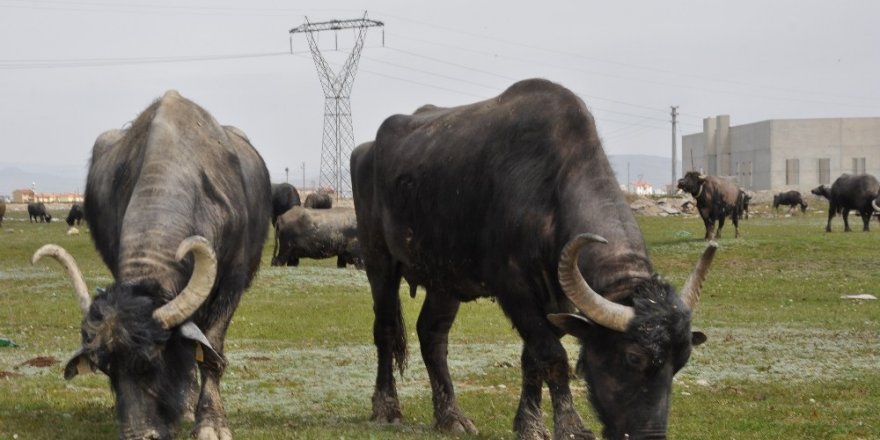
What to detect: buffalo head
<box><xmin>549</xmin><ymin>234</ymin><xmax>716</xmax><ymax>439</ymax></box>
<box><xmin>676</xmin><ymin>171</ymin><xmax>706</xmax><ymax>196</ymax></box>
<box><xmin>33</xmin><ymin>237</ymin><xmax>222</xmax><ymax>440</ymax></box>
<box><xmin>811</xmin><ymin>185</ymin><xmax>830</xmax><ymax>199</ymax></box>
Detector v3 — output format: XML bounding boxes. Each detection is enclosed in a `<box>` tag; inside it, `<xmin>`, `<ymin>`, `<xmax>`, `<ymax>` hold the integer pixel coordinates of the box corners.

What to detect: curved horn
<box><xmin>152</xmin><ymin>236</ymin><xmax>217</xmax><ymax>329</ymax></box>
<box><xmin>558</xmin><ymin>233</ymin><xmax>635</xmax><ymax>332</ymax></box>
<box><xmin>872</xmin><ymin>198</ymin><xmax>880</xmax><ymax>212</ymax></box>
<box><xmin>679</xmin><ymin>241</ymin><xmax>719</xmax><ymax>311</ymax></box>
<box><xmin>32</xmin><ymin>244</ymin><xmax>91</xmax><ymax>316</ymax></box>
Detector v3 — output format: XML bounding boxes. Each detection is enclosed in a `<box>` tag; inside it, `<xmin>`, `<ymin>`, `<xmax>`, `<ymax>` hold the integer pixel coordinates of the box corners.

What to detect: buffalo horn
<box><xmin>152</xmin><ymin>236</ymin><xmax>217</xmax><ymax>329</ymax></box>
<box><xmin>32</xmin><ymin>244</ymin><xmax>91</xmax><ymax>316</ymax></box>
<box><xmin>872</xmin><ymin>198</ymin><xmax>880</xmax><ymax>212</ymax></box>
<box><xmin>558</xmin><ymin>233</ymin><xmax>635</xmax><ymax>332</ymax></box>
<box><xmin>679</xmin><ymin>241</ymin><xmax>719</xmax><ymax>311</ymax></box>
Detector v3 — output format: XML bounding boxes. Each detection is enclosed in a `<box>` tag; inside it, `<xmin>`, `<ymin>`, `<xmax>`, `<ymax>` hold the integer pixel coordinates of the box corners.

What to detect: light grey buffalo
<box><xmin>272</xmin><ymin>206</ymin><xmax>363</xmax><ymax>268</ymax></box>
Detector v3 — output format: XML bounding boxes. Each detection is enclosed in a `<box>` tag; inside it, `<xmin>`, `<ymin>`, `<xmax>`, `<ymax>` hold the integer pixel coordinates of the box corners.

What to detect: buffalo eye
<box><xmin>625</xmin><ymin>350</ymin><xmax>645</xmax><ymax>369</ymax></box>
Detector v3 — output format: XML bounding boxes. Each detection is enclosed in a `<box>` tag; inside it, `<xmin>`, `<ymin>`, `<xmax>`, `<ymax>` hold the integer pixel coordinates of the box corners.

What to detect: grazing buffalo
<box><xmin>32</xmin><ymin>90</ymin><xmax>271</xmax><ymax>440</ymax></box>
<box><xmin>0</xmin><ymin>199</ymin><xmax>5</xmax><ymax>227</ymax></box>
<box><xmin>271</xmin><ymin>183</ymin><xmax>301</xmax><ymax>226</ymax></box>
<box><xmin>66</xmin><ymin>203</ymin><xmax>84</xmax><ymax>226</ymax></box>
<box><xmin>773</xmin><ymin>190</ymin><xmax>807</xmax><ymax>214</ymax></box>
<box><xmin>739</xmin><ymin>190</ymin><xmax>752</xmax><ymax>220</ymax></box>
<box><xmin>677</xmin><ymin>172</ymin><xmax>743</xmax><ymax>239</ymax></box>
<box><xmin>303</xmin><ymin>190</ymin><xmax>332</xmax><ymax>209</ymax></box>
<box><xmin>811</xmin><ymin>174</ymin><xmax>880</xmax><ymax>232</ymax></box>
<box><xmin>27</xmin><ymin>202</ymin><xmax>52</xmax><ymax>223</ymax></box>
<box><xmin>352</xmin><ymin>79</ymin><xmax>717</xmax><ymax>440</ymax></box>
<box><xmin>271</xmin><ymin>206</ymin><xmax>363</xmax><ymax>268</ymax></box>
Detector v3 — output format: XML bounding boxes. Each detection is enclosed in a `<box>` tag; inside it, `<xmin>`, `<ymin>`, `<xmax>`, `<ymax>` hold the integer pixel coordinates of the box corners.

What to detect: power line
<box><xmin>0</xmin><ymin>52</ymin><xmax>288</xmax><ymax>69</ymax></box>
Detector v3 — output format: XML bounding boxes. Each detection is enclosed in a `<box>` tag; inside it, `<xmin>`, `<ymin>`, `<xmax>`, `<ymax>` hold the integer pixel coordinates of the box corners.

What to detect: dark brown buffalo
<box><xmin>303</xmin><ymin>190</ymin><xmax>332</xmax><ymax>209</ymax></box>
<box><xmin>811</xmin><ymin>174</ymin><xmax>880</xmax><ymax>232</ymax></box>
<box><xmin>66</xmin><ymin>203</ymin><xmax>84</xmax><ymax>226</ymax></box>
<box><xmin>677</xmin><ymin>172</ymin><xmax>743</xmax><ymax>239</ymax></box>
<box><xmin>32</xmin><ymin>90</ymin><xmax>271</xmax><ymax>440</ymax></box>
<box><xmin>271</xmin><ymin>183</ymin><xmax>301</xmax><ymax>226</ymax></box>
<box><xmin>352</xmin><ymin>79</ymin><xmax>717</xmax><ymax>440</ymax></box>
<box><xmin>773</xmin><ymin>190</ymin><xmax>807</xmax><ymax>214</ymax></box>
<box><xmin>0</xmin><ymin>199</ymin><xmax>5</xmax><ymax>227</ymax></box>
<box><xmin>271</xmin><ymin>206</ymin><xmax>363</xmax><ymax>268</ymax></box>
<box><xmin>27</xmin><ymin>202</ymin><xmax>52</xmax><ymax>223</ymax></box>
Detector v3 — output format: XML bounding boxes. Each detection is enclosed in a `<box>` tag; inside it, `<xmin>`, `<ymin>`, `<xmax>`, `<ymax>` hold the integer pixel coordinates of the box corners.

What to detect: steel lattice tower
<box><xmin>290</xmin><ymin>13</ymin><xmax>383</xmax><ymax>198</ymax></box>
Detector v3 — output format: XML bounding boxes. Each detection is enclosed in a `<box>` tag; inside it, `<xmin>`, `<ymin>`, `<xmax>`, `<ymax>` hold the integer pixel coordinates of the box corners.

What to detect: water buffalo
<box><xmin>352</xmin><ymin>79</ymin><xmax>717</xmax><ymax>440</ymax></box>
<box><xmin>773</xmin><ymin>190</ymin><xmax>807</xmax><ymax>214</ymax></box>
<box><xmin>271</xmin><ymin>183</ymin><xmax>301</xmax><ymax>226</ymax></box>
<box><xmin>677</xmin><ymin>172</ymin><xmax>742</xmax><ymax>239</ymax></box>
<box><xmin>66</xmin><ymin>203</ymin><xmax>84</xmax><ymax>226</ymax></box>
<box><xmin>811</xmin><ymin>174</ymin><xmax>880</xmax><ymax>232</ymax></box>
<box><xmin>739</xmin><ymin>190</ymin><xmax>752</xmax><ymax>220</ymax></box>
<box><xmin>0</xmin><ymin>199</ymin><xmax>5</xmax><ymax>227</ymax></box>
<box><xmin>32</xmin><ymin>90</ymin><xmax>271</xmax><ymax>440</ymax></box>
<box><xmin>303</xmin><ymin>190</ymin><xmax>332</xmax><ymax>209</ymax></box>
<box><xmin>27</xmin><ymin>202</ymin><xmax>52</xmax><ymax>223</ymax></box>
<box><xmin>271</xmin><ymin>206</ymin><xmax>362</xmax><ymax>268</ymax></box>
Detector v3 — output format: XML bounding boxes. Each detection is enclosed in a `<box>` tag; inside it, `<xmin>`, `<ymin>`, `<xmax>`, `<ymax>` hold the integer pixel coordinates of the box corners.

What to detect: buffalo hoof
<box><xmin>435</xmin><ymin>410</ymin><xmax>478</xmax><ymax>435</ymax></box>
<box><xmin>371</xmin><ymin>391</ymin><xmax>402</xmax><ymax>424</ymax></box>
<box><xmin>514</xmin><ymin>407</ymin><xmax>550</xmax><ymax>440</ymax></box>
<box><xmin>553</xmin><ymin>428</ymin><xmax>596</xmax><ymax>440</ymax></box>
<box><xmin>193</xmin><ymin>425</ymin><xmax>232</xmax><ymax>440</ymax></box>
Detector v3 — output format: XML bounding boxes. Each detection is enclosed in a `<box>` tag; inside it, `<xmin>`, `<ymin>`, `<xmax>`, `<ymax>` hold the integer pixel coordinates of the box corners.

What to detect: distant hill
<box><xmin>0</xmin><ymin>165</ymin><xmax>87</xmax><ymax>197</ymax></box>
<box><xmin>607</xmin><ymin>154</ymin><xmax>681</xmax><ymax>192</ymax></box>
<box><xmin>2</xmin><ymin>155</ymin><xmax>680</xmax><ymax>198</ymax></box>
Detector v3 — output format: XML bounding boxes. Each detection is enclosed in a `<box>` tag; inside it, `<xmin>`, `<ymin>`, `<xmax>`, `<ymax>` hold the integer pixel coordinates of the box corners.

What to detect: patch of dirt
<box><xmin>21</xmin><ymin>356</ymin><xmax>58</xmax><ymax>368</ymax></box>
<box><xmin>0</xmin><ymin>371</ymin><xmax>22</xmax><ymax>379</ymax></box>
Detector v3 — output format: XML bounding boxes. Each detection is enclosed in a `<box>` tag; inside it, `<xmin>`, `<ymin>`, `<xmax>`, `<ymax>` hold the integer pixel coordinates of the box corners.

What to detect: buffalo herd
<box><xmin>24</xmin><ymin>81</ymin><xmax>876</xmax><ymax>440</ymax></box>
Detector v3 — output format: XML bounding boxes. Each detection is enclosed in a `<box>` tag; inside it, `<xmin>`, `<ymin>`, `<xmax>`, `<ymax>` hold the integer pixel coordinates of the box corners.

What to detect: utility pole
<box><xmin>671</xmin><ymin>106</ymin><xmax>679</xmax><ymax>190</ymax></box>
<box><xmin>290</xmin><ymin>12</ymin><xmax>384</xmax><ymax>199</ymax></box>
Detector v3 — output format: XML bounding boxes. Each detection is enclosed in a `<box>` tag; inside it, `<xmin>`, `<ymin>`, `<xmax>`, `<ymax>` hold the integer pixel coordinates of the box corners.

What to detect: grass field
<box><xmin>0</xmin><ymin>202</ymin><xmax>878</xmax><ymax>439</ymax></box>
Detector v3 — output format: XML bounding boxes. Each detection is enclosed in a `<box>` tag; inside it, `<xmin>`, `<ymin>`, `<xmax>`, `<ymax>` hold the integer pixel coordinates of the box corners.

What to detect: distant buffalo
<box><xmin>66</xmin><ymin>203</ymin><xmax>84</xmax><ymax>226</ymax></box>
<box><xmin>27</xmin><ymin>202</ymin><xmax>52</xmax><ymax>223</ymax></box>
<box><xmin>272</xmin><ymin>206</ymin><xmax>362</xmax><ymax>268</ymax></box>
<box><xmin>304</xmin><ymin>191</ymin><xmax>332</xmax><ymax>209</ymax></box>
<box><xmin>0</xmin><ymin>199</ymin><xmax>5</xmax><ymax>227</ymax></box>
<box><xmin>812</xmin><ymin>174</ymin><xmax>880</xmax><ymax>232</ymax></box>
<box><xmin>678</xmin><ymin>172</ymin><xmax>743</xmax><ymax>239</ymax></box>
<box><xmin>271</xmin><ymin>183</ymin><xmax>301</xmax><ymax>225</ymax></box>
<box><xmin>739</xmin><ymin>190</ymin><xmax>752</xmax><ymax>220</ymax></box>
<box><xmin>773</xmin><ymin>190</ymin><xmax>807</xmax><ymax>214</ymax></box>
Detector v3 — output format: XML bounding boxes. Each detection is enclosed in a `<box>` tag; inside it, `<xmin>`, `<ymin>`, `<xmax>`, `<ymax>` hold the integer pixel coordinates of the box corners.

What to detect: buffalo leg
<box><xmin>336</xmin><ymin>256</ymin><xmax>346</xmax><ymax>268</ymax></box>
<box><xmin>501</xmin><ymin>295</ymin><xmax>594</xmax><ymax>440</ymax></box>
<box><xmin>842</xmin><ymin>209</ymin><xmax>852</xmax><ymax>232</ymax></box>
<box><xmin>825</xmin><ymin>205</ymin><xmax>835</xmax><ymax>232</ymax></box>
<box><xmin>702</xmin><ymin>216</ymin><xmax>715</xmax><ymax>240</ymax></box>
<box><xmin>716</xmin><ymin>215</ymin><xmax>725</xmax><ymax>239</ymax></box>
<box><xmin>731</xmin><ymin>210</ymin><xmax>740</xmax><ymax>238</ymax></box>
<box><xmin>417</xmin><ymin>290</ymin><xmax>477</xmax><ymax>434</ymax></box>
<box><xmin>367</xmin><ymin>254</ymin><xmax>405</xmax><ymax>424</ymax></box>
<box><xmin>860</xmin><ymin>211</ymin><xmax>871</xmax><ymax>232</ymax></box>
<box><xmin>191</xmin><ymin>276</ymin><xmax>248</xmax><ymax>440</ymax></box>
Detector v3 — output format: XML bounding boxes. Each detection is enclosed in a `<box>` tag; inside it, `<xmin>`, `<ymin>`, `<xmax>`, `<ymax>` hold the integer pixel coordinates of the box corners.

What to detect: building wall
<box><xmin>682</xmin><ymin>116</ymin><xmax>880</xmax><ymax>192</ymax></box>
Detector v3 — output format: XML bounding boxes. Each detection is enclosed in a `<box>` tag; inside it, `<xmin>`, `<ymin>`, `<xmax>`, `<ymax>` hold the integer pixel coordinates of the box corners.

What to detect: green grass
<box><xmin>1</xmin><ymin>203</ymin><xmax>878</xmax><ymax>439</ymax></box>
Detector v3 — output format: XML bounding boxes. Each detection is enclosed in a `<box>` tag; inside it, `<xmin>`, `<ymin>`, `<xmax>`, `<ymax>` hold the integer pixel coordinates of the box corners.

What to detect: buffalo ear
<box><xmin>63</xmin><ymin>348</ymin><xmax>97</xmax><ymax>380</ymax></box>
<box><xmin>547</xmin><ymin>313</ymin><xmax>593</xmax><ymax>340</ymax></box>
<box><xmin>692</xmin><ymin>331</ymin><xmax>708</xmax><ymax>347</ymax></box>
<box><xmin>178</xmin><ymin>322</ymin><xmax>224</xmax><ymax>369</ymax></box>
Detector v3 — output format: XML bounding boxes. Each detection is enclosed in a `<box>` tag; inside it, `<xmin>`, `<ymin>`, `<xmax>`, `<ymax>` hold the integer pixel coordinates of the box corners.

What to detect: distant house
<box><xmin>10</xmin><ymin>189</ymin><xmax>83</xmax><ymax>203</ymax></box>
<box><xmin>633</xmin><ymin>179</ymin><xmax>654</xmax><ymax>196</ymax></box>
<box><xmin>12</xmin><ymin>189</ymin><xmax>34</xmax><ymax>203</ymax></box>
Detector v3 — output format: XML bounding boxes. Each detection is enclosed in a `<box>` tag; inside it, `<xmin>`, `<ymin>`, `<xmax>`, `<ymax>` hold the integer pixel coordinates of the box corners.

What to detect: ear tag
<box><xmin>76</xmin><ymin>357</ymin><xmax>94</xmax><ymax>375</ymax></box>
<box><xmin>195</xmin><ymin>342</ymin><xmax>205</xmax><ymax>363</ymax></box>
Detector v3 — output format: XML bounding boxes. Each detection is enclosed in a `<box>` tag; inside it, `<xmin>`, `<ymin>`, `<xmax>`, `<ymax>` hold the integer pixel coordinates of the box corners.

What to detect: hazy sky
<box><xmin>1</xmin><ymin>0</ymin><xmax>878</xmax><ymax>192</ymax></box>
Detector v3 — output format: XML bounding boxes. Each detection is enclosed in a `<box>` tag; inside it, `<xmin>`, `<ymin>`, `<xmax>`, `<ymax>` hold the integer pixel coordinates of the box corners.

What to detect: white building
<box><xmin>682</xmin><ymin>115</ymin><xmax>880</xmax><ymax>191</ymax></box>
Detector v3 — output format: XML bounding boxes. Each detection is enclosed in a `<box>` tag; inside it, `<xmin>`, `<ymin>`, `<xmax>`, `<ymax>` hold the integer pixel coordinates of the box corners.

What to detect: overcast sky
<box><xmin>1</xmin><ymin>0</ymin><xmax>878</xmax><ymax>193</ymax></box>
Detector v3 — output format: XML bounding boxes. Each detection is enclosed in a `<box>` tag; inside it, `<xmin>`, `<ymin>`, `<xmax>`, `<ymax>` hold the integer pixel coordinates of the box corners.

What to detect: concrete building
<box><xmin>682</xmin><ymin>115</ymin><xmax>880</xmax><ymax>191</ymax></box>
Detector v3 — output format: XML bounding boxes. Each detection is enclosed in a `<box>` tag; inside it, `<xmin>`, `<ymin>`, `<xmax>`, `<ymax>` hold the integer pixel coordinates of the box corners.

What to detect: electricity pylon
<box><xmin>290</xmin><ymin>13</ymin><xmax>384</xmax><ymax>198</ymax></box>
